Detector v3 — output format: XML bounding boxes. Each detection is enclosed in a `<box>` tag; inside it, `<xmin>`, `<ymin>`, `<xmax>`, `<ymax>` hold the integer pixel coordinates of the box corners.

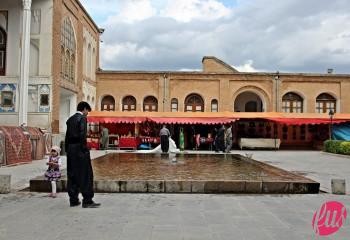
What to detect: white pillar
<box><xmin>18</xmin><ymin>0</ymin><xmax>32</xmax><ymax>126</ymax></box>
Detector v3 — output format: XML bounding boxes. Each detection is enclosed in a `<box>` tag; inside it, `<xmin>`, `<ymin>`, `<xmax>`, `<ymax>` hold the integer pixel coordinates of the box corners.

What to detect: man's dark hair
<box><xmin>77</xmin><ymin>101</ymin><xmax>92</xmax><ymax>112</ymax></box>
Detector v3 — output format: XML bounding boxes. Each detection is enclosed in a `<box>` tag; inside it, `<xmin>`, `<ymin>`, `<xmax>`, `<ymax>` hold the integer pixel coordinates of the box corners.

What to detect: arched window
<box><xmin>92</xmin><ymin>48</ymin><xmax>96</xmax><ymax>80</ymax></box>
<box><xmin>122</xmin><ymin>95</ymin><xmax>136</xmax><ymax>111</ymax></box>
<box><xmin>143</xmin><ymin>96</ymin><xmax>158</xmax><ymax>112</ymax></box>
<box><xmin>83</xmin><ymin>38</ymin><xmax>86</xmax><ymax>76</ymax></box>
<box><xmin>171</xmin><ymin>98</ymin><xmax>178</xmax><ymax>112</ymax></box>
<box><xmin>211</xmin><ymin>99</ymin><xmax>218</xmax><ymax>112</ymax></box>
<box><xmin>87</xmin><ymin>44</ymin><xmax>91</xmax><ymax>79</ymax></box>
<box><xmin>61</xmin><ymin>17</ymin><xmax>76</xmax><ymax>82</ymax></box>
<box><xmin>101</xmin><ymin>95</ymin><xmax>115</xmax><ymax>111</ymax></box>
<box><xmin>282</xmin><ymin>92</ymin><xmax>303</xmax><ymax>113</ymax></box>
<box><xmin>64</xmin><ymin>50</ymin><xmax>69</xmax><ymax>78</ymax></box>
<box><xmin>185</xmin><ymin>94</ymin><xmax>204</xmax><ymax>112</ymax></box>
<box><xmin>70</xmin><ymin>54</ymin><xmax>75</xmax><ymax>81</ymax></box>
<box><xmin>0</xmin><ymin>27</ymin><xmax>7</xmax><ymax>76</ymax></box>
<box><xmin>316</xmin><ymin>93</ymin><xmax>336</xmax><ymax>113</ymax></box>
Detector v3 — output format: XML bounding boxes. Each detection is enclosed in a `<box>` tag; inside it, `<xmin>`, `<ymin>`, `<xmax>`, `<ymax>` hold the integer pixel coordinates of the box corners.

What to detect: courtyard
<box><xmin>0</xmin><ymin>150</ymin><xmax>349</xmax><ymax>240</ymax></box>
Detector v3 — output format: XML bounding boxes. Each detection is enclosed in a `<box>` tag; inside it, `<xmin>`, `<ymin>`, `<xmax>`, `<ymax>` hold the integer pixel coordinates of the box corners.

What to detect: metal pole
<box><xmin>330</xmin><ymin>116</ymin><xmax>333</xmax><ymax>140</ymax></box>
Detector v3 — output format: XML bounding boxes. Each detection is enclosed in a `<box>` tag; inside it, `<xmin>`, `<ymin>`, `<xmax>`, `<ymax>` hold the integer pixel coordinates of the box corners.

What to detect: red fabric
<box><xmin>119</xmin><ymin>137</ymin><xmax>141</xmax><ymax>149</ymax></box>
<box><xmin>101</xmin><ymin>123</ymin><xmax>134</xmax><ymax>135</ymax></box>
<box><xmin>0</xmin><ymin>126</ymin><xmax>31</xmax><ymax>165</ymax></box>
<box><xmin>266</xmin><ymin>118</ymin><xmax>348</xmax><ymax>125</ymax></box>
<box><xmin>87</xmin><ymin>141</ymin><xmax>99</xmax><ymax>150</ymax></box>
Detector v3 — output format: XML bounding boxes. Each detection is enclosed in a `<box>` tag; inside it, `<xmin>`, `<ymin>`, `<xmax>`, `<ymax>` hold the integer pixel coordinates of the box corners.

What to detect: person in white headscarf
<box><xmin>44</xmin><ymin>146</ymin><xmax>62</xmax><ymax>198</ymax></box>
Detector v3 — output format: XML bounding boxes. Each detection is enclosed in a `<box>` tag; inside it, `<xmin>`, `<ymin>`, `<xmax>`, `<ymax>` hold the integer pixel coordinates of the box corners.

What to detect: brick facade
<box><xmin>96</xmin><ymin>57</ymin><xmax>350</xmax><ymax>114</ymax></box>
<box><xmin>51</xmin><ymin>0</ymin><xmax>100</xmax><ymax>133</ymax></box>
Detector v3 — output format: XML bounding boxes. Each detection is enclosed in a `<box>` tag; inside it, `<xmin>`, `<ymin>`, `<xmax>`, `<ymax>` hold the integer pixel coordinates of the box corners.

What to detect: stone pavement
<box><xmin>0</xmin><ymin>192</ymin><xmax>349</xmax><ymax>240</ymax></box>
<box><xmin>0</xmin><ymin>150</ymin><xmax>349</xmax><ymax>239</ymax></box>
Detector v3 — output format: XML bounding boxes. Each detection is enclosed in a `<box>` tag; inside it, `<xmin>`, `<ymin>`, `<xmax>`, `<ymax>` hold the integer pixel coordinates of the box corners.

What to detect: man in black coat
<box><xmin>216</xmin><ymin>125</ymin><xmax>225</xmax><ymax>152</ymax></box>
<box><xmin>65</xmin><ymin>101</ymin><xmax>100</xmax><ymax>208</ymax></box>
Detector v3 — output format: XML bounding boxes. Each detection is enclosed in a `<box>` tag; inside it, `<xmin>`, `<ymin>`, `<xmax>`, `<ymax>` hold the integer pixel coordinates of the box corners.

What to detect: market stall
<box><xmin>87</xmin><ymin>111</ymin><xmax>350</xmax><ymax>150</ymax></box>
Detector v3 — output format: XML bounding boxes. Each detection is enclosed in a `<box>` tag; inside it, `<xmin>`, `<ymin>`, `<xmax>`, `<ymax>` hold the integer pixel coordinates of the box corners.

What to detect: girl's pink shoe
<box><xmin>52</xmin><ymin>193</ymin><xmax>57</xmax><ymax>198</ymax></box>
<box><xmin>48</xmin><ymin>193</ymin><xmax>53</xmax><ymax>197</ymax></box>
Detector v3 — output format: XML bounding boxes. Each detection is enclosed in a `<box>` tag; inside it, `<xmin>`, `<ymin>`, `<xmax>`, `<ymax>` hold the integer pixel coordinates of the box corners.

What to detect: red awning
<box><xmin>147</xmin><ymin>117</ymin><xmax>235</xmax><ymax>125</ymax></box>
<box><xmin>265</xmin><ymin>118</ymin><xmax>348</xmax><ymax>125</ymax></box>
<box><xmin>87</xmin><ymin>111</ymin><xmax>350</xmax><ymax>125</ymax></box>
<box><xmin>88</xmin><ymin>117</ymin><xmax>146</xmax><ymax>124</ymax></box>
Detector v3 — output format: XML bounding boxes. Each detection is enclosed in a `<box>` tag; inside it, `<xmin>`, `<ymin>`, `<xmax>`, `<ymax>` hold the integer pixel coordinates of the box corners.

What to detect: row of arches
<box><xmin>101</xmin><ymin>92</ymin><xmax>337</xmax><ymax>113</ymax></box>
<box><xmin>101</xmin><ymin>94</ymin><xmax>216</xmax><ymax>112</ymax></box>
<box><xmin>282</xmin><ymin>92</ymin><xmax>336</xmax><ymax>113</ymax></box>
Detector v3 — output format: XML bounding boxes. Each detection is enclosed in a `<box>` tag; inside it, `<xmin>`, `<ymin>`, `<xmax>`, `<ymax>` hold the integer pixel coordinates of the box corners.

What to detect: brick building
<box><xmin>97</xmin><ymin>56</ymin><xmax>350</xmax><ymax>114</ymax></box>
<box><xmin>95</xmin><ymin>56</ymin><xmax>350</xmax><ymax>149</ymax></box>
<box><xmin>0</xmin><ymin>0</ymin><xmax>101</xmax><ymax>144</ymax></box>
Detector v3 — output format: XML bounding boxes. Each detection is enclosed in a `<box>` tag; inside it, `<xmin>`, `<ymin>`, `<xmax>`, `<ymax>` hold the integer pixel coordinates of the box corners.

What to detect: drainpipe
<box><xmin>163</xmin><ymin>73</ymin><xmax>168</xmax><ymax>111</ymax></box>
<box><xmin>274</xmin><ymin>71</ymin><xmax>280</xmax><ymax>150</ymax></box>
<box><xmin>274</xmin><ymin>71</ymin><xmax>280</xmax><ymax>112</ymax></box>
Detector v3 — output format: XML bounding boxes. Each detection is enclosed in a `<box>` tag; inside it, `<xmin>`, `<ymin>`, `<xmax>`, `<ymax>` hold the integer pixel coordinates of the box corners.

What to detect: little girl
<box><xmin>44</xmin><ymin>146</ymin><xmax>62</xmax><ymax>198</ymax></box>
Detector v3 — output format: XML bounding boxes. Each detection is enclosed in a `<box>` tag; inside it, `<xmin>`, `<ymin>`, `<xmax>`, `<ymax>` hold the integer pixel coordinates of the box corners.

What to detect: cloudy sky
<box><xmin>82</xmin><ymin>0</ymin><xmax>350</xmax><ymax>73</ymax></box>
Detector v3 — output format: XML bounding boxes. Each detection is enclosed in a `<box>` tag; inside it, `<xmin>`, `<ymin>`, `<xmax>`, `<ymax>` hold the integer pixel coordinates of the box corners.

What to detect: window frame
<box><xmin>122</xmin><ymin>96</ymin><xmax>137</xmax><ymax>112</ymax></box>
<box><xmin>282</xmin><ymin>92</ymin><xmax>303</xmax><ymax>113</ymax></box>
<box><xmin>1</xmin><ymin>91</ymin><xmax>13</xmax><ymax>107</ymax></box>
<box><xmin>316</xmin><ymin>93</ymin><xmax>336</xmax><ymax>113</ymax></box>
<box><xmin>185</xmin><ymin>94</ymin><xmax>204</xmax><ymax>112</ymax></box>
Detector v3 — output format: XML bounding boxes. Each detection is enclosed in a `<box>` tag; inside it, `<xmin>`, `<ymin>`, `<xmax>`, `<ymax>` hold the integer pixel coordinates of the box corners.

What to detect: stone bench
<box><xmin>238</xmin><ymin>138</ymin><xmax>281</xmax><ymax>150</ymax></box>
<box><xmin>0</xmin><ymin>175</ymin><xmax>11</xmax><ymax>193</ymax></box>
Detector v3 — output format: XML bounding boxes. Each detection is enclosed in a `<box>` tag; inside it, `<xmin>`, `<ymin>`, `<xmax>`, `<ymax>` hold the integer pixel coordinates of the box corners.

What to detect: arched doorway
<box><xmin>185</xmin><ymin>93</ymin><xmax>204</xmax><ymax>112</ymax></box>
<box><xmin>0</xmin><ymin>27</ymin><xmax>6</xmax><ymax>76</ymax></box>
<box><xmin>234</xmin><ymin>91</ymin><xmax>264</xmax><ymax>112</ymax></box>
<box><xmin>101</xmin><ymin>95</ymin><xmax>115</xmax><ymax>111</ymax></box>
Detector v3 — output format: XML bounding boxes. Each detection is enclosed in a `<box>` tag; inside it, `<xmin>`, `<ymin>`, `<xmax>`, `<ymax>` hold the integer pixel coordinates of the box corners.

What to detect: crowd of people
<box><xmin>212</xmin><ymin>124</ymin><xmax>233</xmax><ymax>153</ymax></box>
<box><xmin>97</xmin><ymin>123</ymin><xmax>234</xmax><ymax>153</ymax></box>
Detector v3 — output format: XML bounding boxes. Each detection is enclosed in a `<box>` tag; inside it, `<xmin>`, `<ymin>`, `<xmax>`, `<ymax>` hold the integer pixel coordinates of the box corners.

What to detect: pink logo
<box><xmin>312</xmin><ymin>201</ymin><xmax>347</xmax><ymax>236</ymax></box>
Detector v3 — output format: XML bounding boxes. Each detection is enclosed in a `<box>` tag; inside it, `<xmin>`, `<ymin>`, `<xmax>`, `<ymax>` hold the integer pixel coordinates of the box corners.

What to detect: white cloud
<box><xmin>101</xmin><ymin>42</ymin><xmax>152</xmax><ymax>67</ymax></box>
<box><xmin>234</xmin><ymin>60</ymin><xmax>263</xmax><ymax>72</ymax></box>
<box><xmin>86</xmin><ymin>0</ymin><xmax>350</xmax><ymax>73</ymax></box>
<box><xmin>160</xmin><ymin>0</ymin><xmax>232</xmax><ymax>22</ymax></box>
<box><xmin>104</xmin><ymin>0</ymin><xmax>156</xmax><ymax>24</ymax></box>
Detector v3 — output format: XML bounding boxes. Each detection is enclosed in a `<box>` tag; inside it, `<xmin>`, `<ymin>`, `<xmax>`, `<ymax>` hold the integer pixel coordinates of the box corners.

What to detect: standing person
<box><xmin>216</xmin><ymin>125</ymin><xmax>225</xmax><ymax>152</ymax></box>
<box><xmin>100</xmin><ymin>126</ymin><xmax>109</xmax><ymax>150</ymax></box>
<box><xmin>225</xmin><ymin>125</ymin><xmax>233</xmax><ymax>153</ymax></box>
<box><xmin>65</xmin><ymin>101</ymin><xmax>100</xmax><ymax>208</ymax></box>
<box><xmin>212</xmin><ymin>127</ymin><xmax>218</xmax><ymax>152</ymax></box>
<box><xmin>44</xmin><ymin>146</ymin><xmax>62</xmax><ymax>198</ymax></box>
<box><xmin>159</xmin><ymin>125</ymin><xmax>170</xmax><ymax>153</ymax></box>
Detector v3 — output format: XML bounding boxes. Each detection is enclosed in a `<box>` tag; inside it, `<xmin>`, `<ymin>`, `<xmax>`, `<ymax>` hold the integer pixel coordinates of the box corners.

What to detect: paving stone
<box><xmin>125</xmin><ymin>180</ymin><xmax>148</xmax><ymax>192</ymax></box>
<box><xmin>148</xmin><ymin>180</ymin><xmax>165</xmax><ymax>193</ymax></box>
<box><xmin>0</xmin><ymin>175</ymin><xmax>10</xmax><ymax>193</ymax></box>
<box><xmin>165</xmin><ymin>180</ymin><xmax>191</xmax><ymax>193</ymax></box>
